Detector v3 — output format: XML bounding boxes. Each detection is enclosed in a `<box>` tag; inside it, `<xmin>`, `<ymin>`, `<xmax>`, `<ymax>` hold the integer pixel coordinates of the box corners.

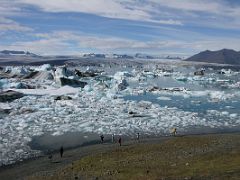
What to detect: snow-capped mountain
<box><xmin>0</xmin><ymin>50</ymin><xmax>38</xmax><ymax>57</ymax></box>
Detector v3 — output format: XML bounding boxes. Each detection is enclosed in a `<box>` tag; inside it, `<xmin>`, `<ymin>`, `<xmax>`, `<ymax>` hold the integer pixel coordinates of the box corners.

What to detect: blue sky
<box><xmin>0</xmin><ymin>0</ymin><xmax>240</xmax><ymax>55</ymax></box>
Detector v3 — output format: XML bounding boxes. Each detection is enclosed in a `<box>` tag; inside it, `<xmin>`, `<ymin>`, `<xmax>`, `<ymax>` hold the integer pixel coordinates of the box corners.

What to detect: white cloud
<box><xmin>151</xmin><ymin>0</ymin><xmax>240</xmax><ymax>26</ymax></box>
<box><xmin>150</xmin><ymin>0</ymin><xmax>222</xmax><ymax>13</ymax></box>
<box><xmin>150</xmin><ymin>0</ymin><xmax>240</xmax><ymax>16</ymax></box>
<box><xmin>0</xmin><ymin>17</ymin><xmax>33</xmax><ymax>32</ymax></box>
<box><xmin>0</xmin><ymin>0</ymin><xmax>22</xmax><ymax>16</ymax></box>
<box><xmin>12</xmin><ymin>0</ymin><xmax>240</xmax><ymax>28</ymax></box>
<box><xmin>2</xmin><ymin>31</ymin><xmax>240</xmax><ymax>55</ymax></box>
<box><xmin>0</xmin><ymin>1</ymin><xmax>239</xmax><ymax>54</ymax></box>
<box><xmin>17</xmin><ymin>0</ymin><xmax>182</xmax><ymax>25</ymax></box>
<box><xmin>0</xmin><ymin>31</ymin><xmax>182</xmax><ymax>54</ymax></box>
<box><xmin>0</xmin><ymin>0</ymin><xmax>32</xmax><ymax>32</ymax></box>
<box><xmin>2</xmin><ymin>0</ymin><xmax>240</xmax><ymax>28</ymax></box>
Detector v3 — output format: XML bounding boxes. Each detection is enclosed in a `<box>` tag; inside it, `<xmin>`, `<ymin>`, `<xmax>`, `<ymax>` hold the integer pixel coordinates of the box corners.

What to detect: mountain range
<box><xmin>0</xmin><ymin>50</ymin><xmax>183</xmax><ymax>60</ymax></box>
<box><xmin>0</xmin><ymin>50</ymin><xmax>38</xmax><ymax>57</ymax></box>
<box><xmin>185</xmin><ymin>49</ymin><xmax>240</xmax><ymax>65</ymax></box>
<box><xmin>1</xmin><ymin>49</ymin><xmax>240</xmax><ymax>66</ymax></box>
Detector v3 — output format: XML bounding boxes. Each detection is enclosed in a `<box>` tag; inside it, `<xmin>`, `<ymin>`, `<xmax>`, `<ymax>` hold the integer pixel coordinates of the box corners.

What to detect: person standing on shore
<box><xmin>118</xmin><ymin>136</ymin><xmax>122</xmax><ymax>146</ymax></box>
<box><xmin>137</xmin><ymin>133</ymin><xmax>140</xmax><ymax>142</ymax></box>
<box><xmin>112</xmin><ymin>134</ymin><xmax>115</xmax><ymax>143</ymax></box>
<box><xmin>100</xmin><ymin>134</ymin><xmax>104</xmax><ymax>143</ymax></box>
<box><xmin>60</xmin><ymin>146</ymin><xmax>64</xmax><ymax>158</ymax></box>
<box><xmin>174</xmin><ymin>128</ymin><xmax>177</xmax><ymax>136</ymax></box>
<box><xmin>171</xmin><ymin>128</ymin><xmax>177</xmax><ymax>137</ymax></box>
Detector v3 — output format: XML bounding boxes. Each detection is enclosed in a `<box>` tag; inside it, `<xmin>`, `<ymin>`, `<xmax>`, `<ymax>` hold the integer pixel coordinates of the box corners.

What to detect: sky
<box><xmin>0</xmin><ymin>0</ymin><xmax>240</xmax><ymax>55</ymax></box>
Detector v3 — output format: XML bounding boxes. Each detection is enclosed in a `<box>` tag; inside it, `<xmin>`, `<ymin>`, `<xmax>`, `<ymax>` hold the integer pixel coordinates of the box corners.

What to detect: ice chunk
<box><xmin>117</xmin><ymin>79</ymin><xmax>128</xmax><ymax>91</ymax></box>
<box><xmin>157</xmin><ymin>96</ymin><xmax>172</xmax><ymax>101</ymax></box>
<box><xmin>5</xmin><ymin>66</ymin><xmax>29</xmax><ymax>75</ymax></box>
<box><xmin>12</xmin><ymin>86</ymin><xmax>79</xmax><ymax>96</ymax></box>
<box><xmin>175</xmin><ymin>76</ymin><xmax>188</xmax><ymax>82</ymax></box>
<box><xmin>84</xmin><ymin>85</ymin><xmax>93</xmax><ymax>92</ymax></box>
<box><xmin>0</xmin><ymin>102</ymin><xmax>11</xmax><ymax>112</ymax></box>
<box><xmin>230</xmin><ymin>113</ymin><xmax>238</xmax><ymax>118</ymax></box>
<box><xmin>34</xmin><ymin>64</ymin><xmax>52</xmax><ymax>71</ymax></box>
<box><xmin>33</xmin><ymin>71</ymin><xmax>54</xmax><ymax>81</ymax></box>
<box><xmin>54</xmin><ymin>66</ymin><xmax>68</xmax><ymax>78</ymax></box>
<box><xmin>0</xmin><ymin>79</ymin><xmax>9</xmax><ymax>88</ymax></box>
<box><xmin>113</xmin><ymin>71</ymin><xmax>132</xmax><ymax>81</ymax></box>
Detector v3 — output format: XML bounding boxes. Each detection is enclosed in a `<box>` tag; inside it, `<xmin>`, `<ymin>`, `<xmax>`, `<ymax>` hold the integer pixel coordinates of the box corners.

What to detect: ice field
<box><xmin>0</xmin><ymin>62</ymin><xmax>240</xmax><ymax>165</ymax></box>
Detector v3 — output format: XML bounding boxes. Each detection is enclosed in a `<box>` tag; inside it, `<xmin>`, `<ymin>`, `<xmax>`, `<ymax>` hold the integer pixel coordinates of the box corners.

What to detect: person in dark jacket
<box><xmin>100</xmin><ymin>134</ymin><xmax>104</xmax><ymax>143</ymax></box>
<box><xmin>60</xmin><ymin>146</ymin><xmax>64</xmax><ymax>158</ymax></box>
<box><xmin>118</xmin><ymin>137</ymin><xmax>122</xmax><ymax>146</ymax></box>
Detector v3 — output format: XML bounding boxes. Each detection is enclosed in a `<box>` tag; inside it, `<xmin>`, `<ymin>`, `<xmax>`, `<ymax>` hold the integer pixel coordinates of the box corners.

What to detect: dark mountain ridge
<box><xmin>185</xmin><ymin>49</ymin><xmax>240</xmax><ymax>65</ymax></box>
<box><xmin>0</xmin><ymin>50</ymin><xmax>38</xmax><ymax>57</ymax></box>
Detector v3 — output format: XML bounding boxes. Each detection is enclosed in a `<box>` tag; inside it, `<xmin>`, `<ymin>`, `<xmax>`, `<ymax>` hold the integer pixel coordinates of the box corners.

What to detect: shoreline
<box><xmin>1</xmin><ymin>130</ymin><xmax>240</xmax><ymax>168</ymax></box>
<box><xmin>0</xmin><ymin>132</ymin><xmax>240</xmax><ymax>180</ymax></box>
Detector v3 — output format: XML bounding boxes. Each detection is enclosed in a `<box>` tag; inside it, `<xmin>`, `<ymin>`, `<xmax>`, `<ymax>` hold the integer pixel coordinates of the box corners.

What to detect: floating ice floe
<box><xmin>1</xmin><ymin>85</ymin><xmax>239</xmax><ymax>165</ymax></box>
<box><xmin>157</xmin><ymin>96</ymin><xmax>172</xmax><ymax>101</ymax></box>
<box><xmin>148</xmin><ymin>86</ymin><xmax>238</xmax><ymax>102</ymax></box>
<box><xmin>141</xmin><ymin>70</ymin><xmax>156</xmax><ymax>78</ymax></box>
<box><xmin>1</xmin><ymin>63</ymin><xmax>240</xmax><ymax>166</ymax></box>
<box><xmin>0</xmin><ymin>79</ymin><xmax>9</xmax><ymax>89</ymax></box>
<box><xmin>4</xmin><ymin>66</ymin><xmax>29</xmax><ymax>75</ymax></box>
<box><xmin>228</xmin><ymin>82</ymin><xmax>240</xmax><ymax>88</ymax></box>
<box><xmin>12</xmin><ymin>86</ymin><xmax>79</xmax><ymax>96</ymax></box>
<box><xmin>54</xmin><ymin>66</ymin><xmax>68</xmax><ymax>79</ymax></box>
<box><xmin>116</xmin><ymin>79</ymin><xmax>128</xmax><ymax>91</ymax></box>
<box><xmin>175</xmin><ymin>76</ymin><xmax>216</xmax><ymax>82</ymax></box>
<box><xmin>113</xmin><ymin>71</ymin><xmax>132</xmax><ymax>80</ymax></box>
<box><xmin>31</xmin><ymin>71</ymin><xmax>54</xmax><ymax>81</ymax></box>
<box><xmin>0</xmin><ymin>79</ymin><xmax>35</xmax><ymax>89</ymax></box>
<box><xmin>33</xmin><ymin>64</ymin><xmax>52</xmax><ymax>71</ymax></box>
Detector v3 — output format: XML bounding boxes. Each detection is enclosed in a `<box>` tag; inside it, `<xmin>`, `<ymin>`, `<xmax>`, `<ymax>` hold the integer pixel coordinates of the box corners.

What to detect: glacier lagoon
<box><xmin>0</xmin><ymin>61</ymin><xmax>240</xmax><ymax>165</ymax></box>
